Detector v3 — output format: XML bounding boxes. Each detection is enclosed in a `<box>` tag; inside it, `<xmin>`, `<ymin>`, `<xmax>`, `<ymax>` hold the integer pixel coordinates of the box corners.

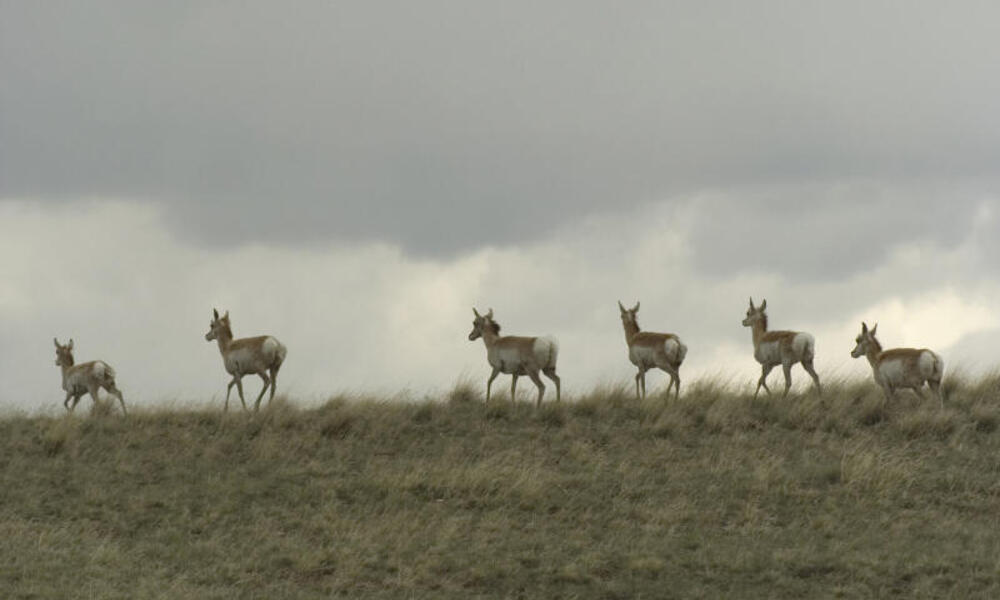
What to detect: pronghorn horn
<box><xmin>54</xmin><ymin>337</ymin><xmax>60</xmax><ymax>348</ymax></box>
<box><xmin>213</xmin><ymin>308</ymin><xmax>219</xmax><ymax>320</ymax></box>
<box><xmin>618</xmin><ymin>300</ymin><xmax>626</xmax><ymax>312</ymax></box>
<box><xmin>749</xmin><ymin>297</ymin><xmax>755</xmax><ymax>309</ymax></box>
<box><xmin>861</xmin><ymin>321</ymin><xmax>868</xmax><ymax>333</ymax></box>
<box><xmin>473</xmin><ymin>307</ymin><xmax>481</xmax><ymax>318</ymax></box>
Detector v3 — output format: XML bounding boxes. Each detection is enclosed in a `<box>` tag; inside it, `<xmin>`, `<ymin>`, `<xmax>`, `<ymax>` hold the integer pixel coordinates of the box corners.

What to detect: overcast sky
<box><xmin>2</xmin><ymin>2</ymin><xmax>1000</xmax><ymax>411</ymax></box>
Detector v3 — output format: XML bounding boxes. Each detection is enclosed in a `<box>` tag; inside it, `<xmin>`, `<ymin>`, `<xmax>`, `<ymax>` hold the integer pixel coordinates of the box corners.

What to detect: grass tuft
<box><xmin>2</xmin><ymin>376</ymin><xmax>1000</xmax><ymax>597</ymax></box>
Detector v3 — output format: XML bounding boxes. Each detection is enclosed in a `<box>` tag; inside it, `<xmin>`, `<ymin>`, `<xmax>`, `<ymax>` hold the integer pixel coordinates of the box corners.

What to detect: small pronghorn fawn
<box><xmin>851</xmin><ymin>322</ymin><xmax>944</xmax><ymax>407</ymax></box>
<box><xmin>53</xmin><ymin>338</ymin><xmax>127</xmax><ymax>415</ymax></box>
<box><xmin>618</xmin><ymin>301</ymin><xmax>687</xmax><ymax>400</ymax></box>
<box><xmin>741</xmin><ymin>298</ymin><xmax>821</xmax><ymax>398</ymax></box>
<box><xmin>468</xmin><ymin>308</ymin><xmax>560</xmax><ymax>407</ymax></box>
<box><xmin>205</xmin><ymin>309</ymin><xmax>287</xmax><ymax>412</ymax></box>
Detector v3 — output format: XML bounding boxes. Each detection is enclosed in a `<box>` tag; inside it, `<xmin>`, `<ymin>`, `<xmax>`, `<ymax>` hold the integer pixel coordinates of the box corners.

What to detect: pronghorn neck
<box><xmin>59</xmin><ymin>362</ymin><xmax>72</xmax><ymax>386</ymax></box>
<box><xmin>749</xmin><ymin>315</ymin><xmax>768</xmax><ymax>348</ymax></box>
<box><xmin>478</xmin><ymin>324</ymin><xmax>501</xmax><ymax>349</ymax></box>
<box><xmin>214</xmin><ymin>326</ymin><xmax>234</xmax><ymax>355</ymax></box>
<box><xmin>622</xmin><ymin>318</ymin><xmax>641</xmax><ymax>345</ymax></box>
<box><xmin>865</xmin><ymin>336</ymin><xmax>884</xmax><ymax>367</ymax></box>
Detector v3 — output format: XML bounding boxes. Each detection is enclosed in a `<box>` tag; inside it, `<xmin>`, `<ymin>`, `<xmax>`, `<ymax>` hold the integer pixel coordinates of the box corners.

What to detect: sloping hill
<box><xmin>2</xmin><ymin>379</ymin><xmax>1000</xmax><ymax>598</ymax></box>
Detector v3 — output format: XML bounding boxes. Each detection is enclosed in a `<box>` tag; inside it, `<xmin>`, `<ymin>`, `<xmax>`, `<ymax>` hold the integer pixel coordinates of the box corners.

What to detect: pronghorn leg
<box><xmin>486</xmin><ymin>368</ymin><xmax>499</xmax><ymax>403</ymax></box>
<box><xmin>268</xmin><ymin>367</ymin><xmax>279</xmax><ymax>403</ymax></box>
<box><xmin>527</xmin><ymin>370</ymin><xmax>545</xmax><ymax>407</ymax></box>
<box><xmin>510</xmin><ymin>374</ymin><xmax>519</xmax><ymax>405</ymax></box>
<box><xmin>781</xmin><ymin>361</ymin><xmax>793</xmax><ymax>397</ymax></box>
<box><xmin>928</xmin><ymin>379</ymin><xmax>943</xmax><ymax>409</ymax></box>
<box><xmin>660</xmin><ymin>363</ymin><xmax>680</xmax><ymax>402</ymax></box>
<box><xmin>64</xmin><ymin>391</ymin><xmax>75</xmax><ymax>411</ymax></box>
<box><xmin>106</xmin><ymin>384</ymin><xmax>127</xmax><ymax>416</ymax></box>
<box><xmin>755</xmin><ymin>364</ymin><xmax>775</xmax><ymax>399</ymax></box>
<box><xmin>234</xmin><ymin>377</ymin><xmax>249</xmax><ymax>412</ymax></box>
<box><xmin>912</xmin><ymin>386</ymin><xmax>926</xmax><ymax>403</ymax></box>
<box><xmin>634</xmin><ymin>371</ymin><xmax>642</xmax><ymax>400</ymax></box>
<box><xmin>87</xmin><ymin>385</ymin><xmax>102</xmax><ymax>412</ymax></box>
<box><xmin>639</xmin><ymin>368</ymin><xmax>648</xmax><ymax>399</ymax></box>
<box><xmin>802</xmin><ymin>360</ymin><xmax>822</xmax><ymax>395</ymax></box>
<box><xmin>70</xmin><ymin>393</ymin><xmax>83</xmax><ymax>411</ymax></box>
<box><xmin>225</xmin><ymin>379</ymin><xmax>238</xmax><ymax>412</ymax></box>
<box><xmin>253</xmin><ymin>371</ymin><xmax>271</xmax><ymax>412</ymax></box>
<box><xmin>543</xmin><ymin>368</ymin><xmax>561</xmax><ymax>402</ymax></box>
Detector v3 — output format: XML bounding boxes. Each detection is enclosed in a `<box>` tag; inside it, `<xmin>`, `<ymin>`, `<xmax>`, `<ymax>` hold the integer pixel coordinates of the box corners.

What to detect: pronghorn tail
<box><xmin>94</xmin><ymin>361</ymin><xmax>117</xmax><ymax>386</ymax></box>
<box><xmin>275</xmin><ymin>341</ymin><xmax>288</xmax><ymax>370</ymax></box>
<box><xmin>928</xmin><ymin>351</ymin><xmax>944</xmax><ymax>384</ymax></box>
<box><xmin>535</xmin><ymin>336</ymin><xmax>559</xmax><ymax>370</ymax></box>
<box><xmin>794</xmin><ymin>333</ymin><xmax>816</xmax><ymax>363</ymax></box>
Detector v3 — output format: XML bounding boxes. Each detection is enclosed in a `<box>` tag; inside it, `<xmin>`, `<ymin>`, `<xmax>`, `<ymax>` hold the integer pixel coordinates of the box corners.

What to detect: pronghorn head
<box><xmin>618</xmin><ymin>300</ymin><xmax>640</xmax><ymax>328</ymax></box>
<box><xmin>468</xmin><ymin>307</ymin><xmax>500</xmax><ymax>341</ymax></box>
<box><xmin>54</xmin><ymin>337</ymin><xmax>75</xmax><ymax>367</ymax></box>
<box><xmin>205</xmin><ymin>308</ymin><xmax>232</xmax><ymax>342</ymax></box>
<box><xmin>851</xmin><ymin>322</ymin><xmax>879</xmax><ymax>358</ymax></box>
<box><xmin>742</xmin><ymin>298</ymin><xmax>767</xmax><ymax>328</ymax></box>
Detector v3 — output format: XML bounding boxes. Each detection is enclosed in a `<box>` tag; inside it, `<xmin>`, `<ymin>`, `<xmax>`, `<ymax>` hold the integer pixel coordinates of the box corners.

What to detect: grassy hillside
<box><xmin>2</xmin><ymin>377</ymin><xmax>1000</xmax><ymax>599</ymax></box>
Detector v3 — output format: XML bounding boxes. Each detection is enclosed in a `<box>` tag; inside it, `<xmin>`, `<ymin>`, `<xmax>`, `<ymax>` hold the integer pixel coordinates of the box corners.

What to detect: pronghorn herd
<box><xmin>53</xmin><ymin>300</ymin><xmax>947</xmax><ymax>414</ymax></box>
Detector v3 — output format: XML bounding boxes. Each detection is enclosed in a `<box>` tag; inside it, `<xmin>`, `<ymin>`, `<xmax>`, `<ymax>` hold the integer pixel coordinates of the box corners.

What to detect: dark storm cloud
<box><xmin>686</xmin><ymin>184</ymin><xmax>990</xmax><ymax>280</ymax></box>
<box><xmin>4</xmin><ymin>2</ymin><xmax>1000</xmax><ymax>258</ymax></box>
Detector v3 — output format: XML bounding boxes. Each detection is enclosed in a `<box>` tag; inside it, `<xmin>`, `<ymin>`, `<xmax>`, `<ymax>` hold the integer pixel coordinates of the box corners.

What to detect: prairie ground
<box><xmin>2</xmin><ymin>377</ymin><xmax>1000</xmax><ymax>599</ymax></box>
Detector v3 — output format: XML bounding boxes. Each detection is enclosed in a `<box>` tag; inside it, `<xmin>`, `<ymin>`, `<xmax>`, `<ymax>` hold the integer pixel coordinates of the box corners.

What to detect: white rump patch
<box><xmin>663</xmin><ymin>338</ymin><xmax>686</xmax><ymax>364</ymax></box>
<box><xmin>792</xmin><ymin>333</ymin><xmax>815</xmax><ymax>361</ymax></box>
<box><xmin>918</xmin><ymin>350</ymin><xmax>942</xmax><ymax>380</ymax></box>
<box><xmin>533</xmin><ymin>336</ymin><xmax>559</xmax><ymax>369</ymax></box>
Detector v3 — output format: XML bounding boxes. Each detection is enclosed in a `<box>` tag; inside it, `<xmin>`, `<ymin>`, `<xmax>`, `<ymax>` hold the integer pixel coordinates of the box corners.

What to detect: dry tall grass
<box><xmin>2</xmin><ymin>377</ymin><xmax>1000</xmax><ymax>598</ymax></box>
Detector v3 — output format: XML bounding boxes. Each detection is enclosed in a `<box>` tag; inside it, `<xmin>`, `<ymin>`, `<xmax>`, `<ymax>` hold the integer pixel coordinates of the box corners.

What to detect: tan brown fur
<box><xmin>53</xmin><ymin>338</ymin><xmax>127</xmax><ymax>415</ymax></box>
<box><xmin>742</xmin><ymin>298</ymin><xmax>821</xmax><ymax>398</ymax></box>
<box><xmin>205</xmin><ymin>309</ymin><xmax>287</xmax><ymax>412</ymax></box>
<box><xmin>619</xmin><ymin>301</ymin><xmax>686</xmax><ymax>400</ymax></box>
<box><xmin>468</xmin><ymin>308</ymin><xmax>560</xmax><ymax>407</ymax></box>
<box><xmin>851</xmin><ymin>322</ymin><xmax>943</xmax><ymax>406</ymax></box>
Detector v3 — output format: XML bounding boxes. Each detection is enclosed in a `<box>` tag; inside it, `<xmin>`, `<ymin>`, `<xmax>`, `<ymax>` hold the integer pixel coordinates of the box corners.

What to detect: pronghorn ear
<box><xmin>760</xmin><ymin>299</ymin><xmax>767</xmax><ymax>311</ymax></box>
<box><xmin>213</xmin><ymin>308</ymin><xmax>219</xmax><ymax>320</ymax></box>
<box><xmin>67</xmin><ymin>339</ymin><xmax>73</xmax><ymax>350</ymax></box>
<box><xmin>54</xmin><ymin>337</ymin><xmax>60</xmax><ymax>348</ymax></box>
<box><xmin>618</xmin><ymin>300</ymin><xmax>626</xmax><ymax>313</ymax></box>
<box><xmin>632</xmin><ymin>301</ymin><xmax>640</xmax><ymax>313</ymax></box>
<box><xmin>223</xmin><ymin>310</ymin><xmax>229</xmax><ymax>320</ymax></box>
<box><xmin>861</xmin><ymin>321</ymin><xmax>868</xmax><ymax>334</ymax></box>
<box><xmin>749</xmin><ymin>297</ymin><xmax>755</xmax><ymax>309</ymax></box>
<box><xmin>487</xmin><ymin>308</ymin><xmax>494</xmax><ymax>319</ymax></box>
<box><xmin>870</xmin><ymin>323</ymin><xmax>877</xmax><ymax>336</ymax></box>
<box><xmin>473</xmin><ymin>307</ymin><xmax>481</xmax><ymax>318</ymax></box>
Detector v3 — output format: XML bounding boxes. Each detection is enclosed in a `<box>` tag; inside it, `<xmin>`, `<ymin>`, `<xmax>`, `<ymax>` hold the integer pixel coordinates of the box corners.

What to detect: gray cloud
<box><xmin>685</xmin><ymin>184</ymin><xmax>991</xmax><ymax>280</ymax></box>
<box><xmin>3</xmin><ymin>2</ymin><xmax>1000</xmax><ymax>263</ymax></box>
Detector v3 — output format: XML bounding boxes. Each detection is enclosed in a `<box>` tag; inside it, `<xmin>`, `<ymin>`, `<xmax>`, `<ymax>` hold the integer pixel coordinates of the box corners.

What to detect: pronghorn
<box><xmin>53</xmin><ymin>338</ymin><xmax>127</xmax><ymax>415</ymax></box>
<box><xmin>618</xmin><ymin>301</ymin><xmax>687</xmax><ymax>400</ymax></box>
<box><xmin>741</xmin><ymin>298</ymin><xmax>821</xmax><ymax>398</ymax></box>
<box><xmin>205</xmin><ymin>309</ymin><xmax>287</xmax><ymax>412</ymax></box>
<box><xmin>467</xmin><ymin>308</ymin><xmax>560</xmax><ymax>407</ymax></box>
<box><xmin>851</xmin><ymin>322</ymin><xmax>944</xmax><ymax>407</ymax></box>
